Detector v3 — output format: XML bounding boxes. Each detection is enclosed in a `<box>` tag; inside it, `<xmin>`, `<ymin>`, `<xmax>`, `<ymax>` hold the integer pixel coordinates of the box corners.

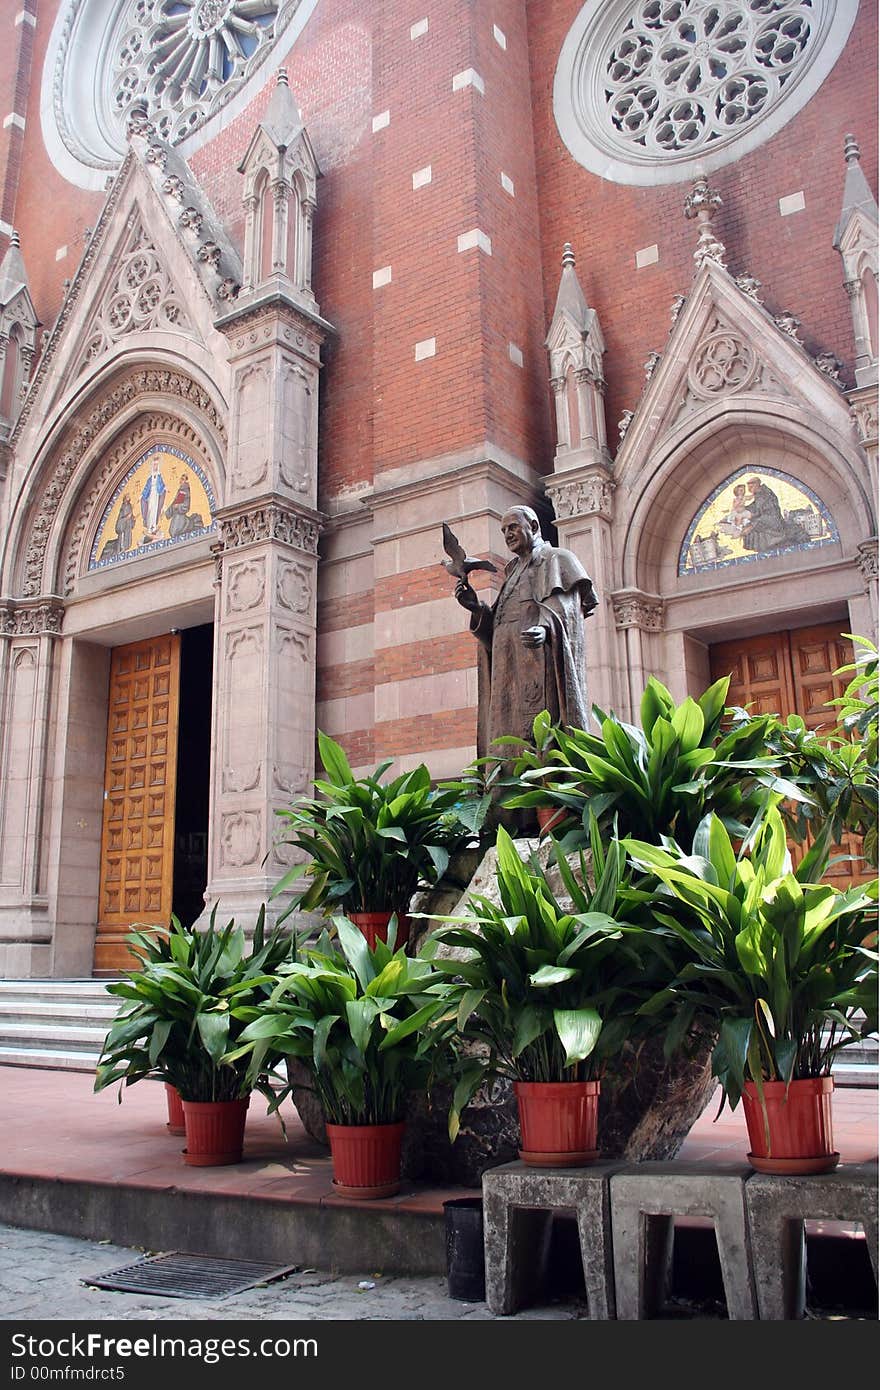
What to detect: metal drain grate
<box><xmin>82</xmin><ymin>1252</ymin><xmax>299</xmax><ymax>1299</ymax></box>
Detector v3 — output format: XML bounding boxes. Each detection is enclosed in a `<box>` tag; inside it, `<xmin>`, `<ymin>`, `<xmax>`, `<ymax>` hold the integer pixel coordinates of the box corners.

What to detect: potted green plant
<box><xmin>501</xmin><ymin>678</ymin><xmax>797</xmax><ymax>852</ymax></box>
<box><xmin>488</xmin><ymin>709</ymin><xmax>568</xmax><ymax>836</ymax></box>
<box><xmin>271</xmin><ymin>730</ymin><xmax>480</xmax><ymax>950</ymax></box>
<box><xmin>94</xmin><ymin>907</ymin><xmax>295</xmax><ymax>1166</ymax></box>
<box><xmin>625</xmin><ymin>805</ymin><xmax>878</xmax><ymax>1173</ymax></box>
<box><xmin>427</xmin><ymin>823</ymin><xmax>655</xmax><ymax>1165</ymax></box>
<box><xmin>226</xmin><ymin>915</ymin><xmax>460</xmax><ymax>1197</ymax></box>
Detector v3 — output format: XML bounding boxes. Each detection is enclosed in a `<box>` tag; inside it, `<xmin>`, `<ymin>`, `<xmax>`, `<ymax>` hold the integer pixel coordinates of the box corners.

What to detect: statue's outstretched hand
<box><xmin>454</xmin><ymin>579</ymin><xmax>480</xmax><ymax>613</ymax></box>
<box><xmin>520</xmin><ymin>625</ymin><xmax>547</xmax><ymax>648</ymax></box>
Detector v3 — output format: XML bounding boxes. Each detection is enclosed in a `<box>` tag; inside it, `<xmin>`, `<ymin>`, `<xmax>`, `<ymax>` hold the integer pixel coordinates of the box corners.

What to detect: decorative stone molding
<box><xmin>644</xmin><ymin>350</ymin><xmax>662</xmax><ymax>381</ymax></box>
<box><xmin>856</xmin><ymin>539</ymin><xmax>878</xmax><ymax>586</ymax></box>
<box><xmin>22</xmin><ymin>369</ymin><xmax>225</xmax><ymax>598</ymax></box>
<box><xmin>814</xmin><ymin>351</ymin><xmax>846</xmax><ymax>389</ymax></box>
<box><xmin>618</xmin><ymin>409</ymin><xmax>634</xmax><ymax>442</ymax></box>
<box><xmin>0</xmin><ymin>599</ymin><xmax>65</xmax><ymax>636</ymax></box>
<box><xmin>220</xmin><ymin>810</ymin><xmax>262</xmax><ymax>869</ymax></box>
<box><xmin>685</xmin><ymin>174</ymin><xmax>726</xmax><ymax>271</ymax></box>
<box><xmin>833</xmin><ymin>133</ymin><xmax>879</xmax><ymax>386</ymax></box>
<box><xmin>612</xmin><ymin>590</ymin><xmax>664</xmax><ymax>631</ymax></box>
<box><xmin>216</xmin><ymin>501</ymin><xmax>322</xmax><ymax>556</ymax></box>
<box><xmin>688</xmin><ymin>329</ymin><xmax>758</xmax><ymax>399</ymax></box>
<box><xmin>276</xmin><ymin>559</ymin><xmax>313</xmax><ymax>614</ymax></box>
<box><xmin>735</xmin><ymin>274</ymin><xmax>763</xmax><ymax>302</ymax></box>
<box><xmin>774</xmin><ymin>311</ymin><xmax>804</xmax><ymax>345</ymax></box>
<box><xmin>849</xmin><ymin>391</ymin><xmax>878</xmax><ymax>445</ymax></box>
<box><xmin>545</xmin><ymin>470</ymin><xmax>616</xmax><ymax>522</ymax></box>
<box><xmin>75</xmin><ymin>219</ymin><xmax>194</xmax><ymax>375</ymax></box>
<box><xmin>545</xmin><ymin>243</ymin><xmax>609</xmax><ymax>470</ymax></box>
<box><xmin>669</xmin><ymin>294</ymin><xmax>687</xmax><ymax>328</ymax></box>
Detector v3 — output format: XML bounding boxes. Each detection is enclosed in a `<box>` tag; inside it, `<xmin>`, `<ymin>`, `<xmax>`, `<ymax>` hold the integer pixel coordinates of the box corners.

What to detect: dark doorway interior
<box><xmin>172</xmin><ymin>623</ymin><xmax>213</xmax><ymax>927</ymax></box>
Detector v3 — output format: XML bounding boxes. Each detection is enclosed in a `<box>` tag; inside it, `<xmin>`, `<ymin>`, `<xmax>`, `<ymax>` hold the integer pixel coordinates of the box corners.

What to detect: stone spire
<box><xmin>550</xmin><ymin>242</ymin><xmax>592</xmax><ymax>332</ymax></box>
<box><xmin>260</xmin><ymin>67</ymin><xmax>304</xmax><ymax>150</ymax></box>
<box><xmin>833</xmin><ymin>133</ymin><xmax>878</xmax><ymax>249</ymax></box>
<box><xmin>545</xmin><ymin>242</ymin><xmax>609</xmax><ymax>469</ymax></box>
<box><xmin>684</xmin><ymin>173</ymin><xmax>726</xmax><ymax>271</ymax></box>
<box><xmin>0</xmin><ymin>229</ymin><xmax>28</xmax><ymax>305</ymax></box>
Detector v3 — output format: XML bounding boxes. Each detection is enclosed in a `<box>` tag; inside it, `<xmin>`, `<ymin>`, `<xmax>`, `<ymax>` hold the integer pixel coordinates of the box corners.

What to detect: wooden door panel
<box><xmin>710</xmin><ymin>624</ymin><xmax>869</xmax><ymax>885</ymax></box>
<box><xmin>94</xmin><ymin>634</ymin><xmax>180</xmax><ymax>974</ymax></box>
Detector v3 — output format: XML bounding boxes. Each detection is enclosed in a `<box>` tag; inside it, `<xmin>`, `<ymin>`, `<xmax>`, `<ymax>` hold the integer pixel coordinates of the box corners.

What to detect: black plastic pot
<box><xmin>443</xmin><ymin>1196</ymin><xmax>485</xmax><ymax>1302</ymax></box>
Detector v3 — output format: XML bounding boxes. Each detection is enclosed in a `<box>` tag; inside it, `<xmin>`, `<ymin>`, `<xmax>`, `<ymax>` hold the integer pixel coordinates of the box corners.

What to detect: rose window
<box><xmin>42</xmin><ymin>0</ymin><xmax>318</xmax><ymax>189</ymax></box>
<box><xmin>554</xmin><ymin>1</ymin><xmax>856</xmax><ymax>185</ymax></box>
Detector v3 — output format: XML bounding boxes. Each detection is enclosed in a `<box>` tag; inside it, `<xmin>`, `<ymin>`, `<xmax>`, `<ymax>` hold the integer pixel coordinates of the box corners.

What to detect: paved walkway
<box><xmin>0</xmin><ymin>1223</ymin><xmax>558</xmax><ymax>1321</ymax></box>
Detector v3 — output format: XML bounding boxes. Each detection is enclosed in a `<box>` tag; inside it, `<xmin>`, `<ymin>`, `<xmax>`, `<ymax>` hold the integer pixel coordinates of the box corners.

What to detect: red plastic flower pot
<box><xmin>513</xmin><ymin>1080</ymin><xmax>600</xmax><ymax>1166</ymax></box>
<box><xmin>181</xmin><ymin>1096</ymin><xmax>250</xmax><ymax>1167</ymax></box>
<box><xmin>742</xmin><ymin>1077</ymin><xmax>839</xmax><ymax>1174</ymax></box>
<box><xmin>348</xmin><ymin>911</ymin><xmax>411</xmax><ymax>951</ymax></box>
<box><xmin>325</xmin><ymin>1121</ymin><xmax>406</xmax><ymax>1198</ymax></box>
<box><xmin>164</xmin><ymin>1083</ymin><xmax>185</xmax><ymax>1136</ymax></box>
<box><xmin>536</xmin><ymin>806</ymin><xmax>566</xmax><ymax>837</ymax></box>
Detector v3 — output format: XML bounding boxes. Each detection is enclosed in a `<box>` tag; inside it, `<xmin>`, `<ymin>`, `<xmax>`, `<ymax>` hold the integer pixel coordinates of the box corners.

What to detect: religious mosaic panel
<box><xmin>89</xmin><ymin>444</ymin><xmax>216</xmax><ymax>571</ymax></box>
<box><xmin>679</xmin><ymin>467</ymin><xmax>838</xmax><ymax>576</ymax></box>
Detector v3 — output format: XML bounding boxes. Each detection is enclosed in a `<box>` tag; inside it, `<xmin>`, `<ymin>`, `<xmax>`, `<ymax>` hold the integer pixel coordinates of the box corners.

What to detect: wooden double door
<box><xmin>94</xmin><ymin>634</ymin><xmax>181</xmax><ymax>974</ymax></box>
<box><xmin>708</xmin><ymin>622</ymin><xmax>867</xmax><ymax>881</ymax></box>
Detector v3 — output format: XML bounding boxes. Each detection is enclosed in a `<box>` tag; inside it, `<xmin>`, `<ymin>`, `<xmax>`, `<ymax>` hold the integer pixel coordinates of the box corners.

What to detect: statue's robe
<box><xmin>469</xmin><ymin>539</ymin><xmax>597</xmax><ymax>757</ymax></box>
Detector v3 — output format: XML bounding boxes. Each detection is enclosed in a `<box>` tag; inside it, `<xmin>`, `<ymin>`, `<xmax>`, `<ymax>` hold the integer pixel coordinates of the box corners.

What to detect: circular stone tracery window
<box><xmin>41</xmin><ymin>0</ymin><xmax>319</xmax><ymax>190</ymax></box>
<box><xmin>553</xmin><ymin>0</ymin><xmax>857</xmax><ymax>186</ymax></box>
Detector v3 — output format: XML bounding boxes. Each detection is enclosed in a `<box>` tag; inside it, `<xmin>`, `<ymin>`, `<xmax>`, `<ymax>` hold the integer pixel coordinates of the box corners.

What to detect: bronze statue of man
<box><xmin>452</xmin><ymin>505</ymin><xmax>598</xmax><ymax>758</ymax></box>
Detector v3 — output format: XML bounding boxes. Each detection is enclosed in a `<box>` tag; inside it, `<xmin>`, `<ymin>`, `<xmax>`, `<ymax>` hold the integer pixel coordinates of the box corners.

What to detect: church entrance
<box><xmin>93</xmin><ymin>625</ymin><xmax>213</xmax><ymax>974</ymax></box>
<box><xmin>708</xmin><ymin>621</ymin><xmax>868</xmax><ymax>883</ymax></box>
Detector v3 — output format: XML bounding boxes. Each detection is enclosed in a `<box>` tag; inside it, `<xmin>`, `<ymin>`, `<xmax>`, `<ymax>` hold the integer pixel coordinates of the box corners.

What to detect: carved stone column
<box><xmin>611</xmin><ymin>588</ymin><xmax>665</xmax><ymax>723</ymax></box>
<box><xmin>544</xmin><ymin>465</ymin><xmax>616</xmax><ymax>716</ymax></box>
<box><xmin>203</xmin><ymin>501</ymin><xmax>322</xmax><ymax>926</ymax></box>
<box><xmin>0</xmin><ymin>598</ymin><xmax>65</xmax><ymax>976</ymax></box>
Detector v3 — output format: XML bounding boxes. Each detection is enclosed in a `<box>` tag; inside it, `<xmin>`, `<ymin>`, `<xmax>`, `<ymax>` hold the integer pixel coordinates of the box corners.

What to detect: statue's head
<box><xmin>500</xmin><ymin>506</ymin><xmax>541</xmax><ymax>556</ymax></box>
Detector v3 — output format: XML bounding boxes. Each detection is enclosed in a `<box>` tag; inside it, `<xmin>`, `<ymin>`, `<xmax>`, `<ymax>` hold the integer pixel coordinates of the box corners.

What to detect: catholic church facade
<box><xmin>0</xmin><ymin>0</ymin><xmax>876</xmax><ymax>978</ymax></box>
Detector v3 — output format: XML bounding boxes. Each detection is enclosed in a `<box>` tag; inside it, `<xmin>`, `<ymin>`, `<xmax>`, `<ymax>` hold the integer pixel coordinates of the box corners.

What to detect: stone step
<box><xmin>0</xmin><ymin>1047</ymin><xmax>99</xmax><ymax>1071</ymax></box>
<box><xmin>0</xmin><ymin>980</ymin><xmax>120</xmax><ymax>1006</ymax></box>
<box><xmin>0</xmin><ymin>1001</ymin><xmax>118</xmax><ymax>1025</ymax></box>
<box><xmin>0</xmin><ymin>1022</ymin><xmax>109</xmax><ymax>1049</ymax></box>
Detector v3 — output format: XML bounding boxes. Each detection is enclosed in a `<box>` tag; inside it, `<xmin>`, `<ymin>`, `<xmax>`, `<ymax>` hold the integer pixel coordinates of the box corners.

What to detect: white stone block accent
<box><xmin>508</xmin><ymin>342</ymin><xmax>524</xmax><ymax>367</ymax></box>
<box><xmin>0</xmin><ymin>220</ymin><xmax>12</xmax><ymax>237</ymax></box>
<box><xmin>635</xmin><ymin>243</ymin><xmax>659</xmax><ymax>268</ymax></box>
<box><xmin>55</xmin><ymin>245</ymin><xmax>68</xmax><ymax>262</ymax></box>
<box><xmin>501</xmin><ymin>171</ymin><xmax>515</xmax><ymax>196</ymax></box>
<box><xmin>410</xmin><ymin>18</ymin><xmax>428</xmax><ymax>39</ymax></box>
<box><xmin>452</xmin><ymin>68</ymin><xmax>485</xmax><ymax>95</ymax></box>
<box><xmin>412</xmin><ymin>164</ymin><xmax>432</xmax><ymax>189</ymax></box>
<box><xmin>3</xmin><ymin>113</ymin><xmax>25</xmax><ymax>131</ymax></box>
<box><xmin>414</xmin><ymin>337</ymin><xmax>436</xmax><ymax>360</ymax></box>
<box><xmin>15</xmin><ymin>12</ymin><xmax>37</xmax><ymax>26</ymax></box>
<box><xmin>779</xmin><ymin>190</ymin><xmax>806</xmax><ymax>217</ymax></box>
<box><xmin>493</xmin><ymin>24</ymin><xmax>507</xmax><ymax>49</ymax></box>
<box><xmin>372</xmin><ymin>265</ymin><xmax>392</xmax><ymax>289</ymax></box>
<box><xmin>372</xmin><ymin>110</ymin><xmax>390</xmax><ymax>132</ymax></box>
<box><xmin>457</xmin><ymin>228</ymin><xmax>492</xmax><ymax>255</ymax></box>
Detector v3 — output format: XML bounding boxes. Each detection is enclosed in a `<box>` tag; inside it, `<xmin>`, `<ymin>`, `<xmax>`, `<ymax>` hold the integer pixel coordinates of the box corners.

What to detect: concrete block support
<box><xmin>744</xmin><ymin>1162</ymin><xmax>879</xmax><ymax>1320</ymax></box>
<box><xmin>482</xmin><ymin>1160</ymin><xmax>623</xmax><ymax>1318</ymax></box>
<box><xmin>610</xmin><ymin>1162</ymin><xmax>757</xmax><ymax>1320</ymax></box>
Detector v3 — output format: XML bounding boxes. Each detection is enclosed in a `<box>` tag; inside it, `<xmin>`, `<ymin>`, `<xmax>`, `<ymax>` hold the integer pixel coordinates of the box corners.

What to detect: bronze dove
<box><xmin>441</xmin><ymin>522</ymin><xmax>498</xmax><ymax>582</ymax></box>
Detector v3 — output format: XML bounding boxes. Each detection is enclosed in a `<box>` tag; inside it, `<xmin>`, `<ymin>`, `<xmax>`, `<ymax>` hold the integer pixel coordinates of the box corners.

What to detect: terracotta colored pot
<box><xmin>325</xmin><ymin>1120</ymin><xmax>406</xmax><ymax>1198</ymax></box>
<box><xmin>742</xmin><ymin>1077</ymin><xmax>839</xmax><ymax>1174</ymax></box>
<box><xmin>348</xmin><ymin>911</ymin><xmax>411</xmax><ymax>951</ymax></box>
<box><xmin>164</xmin><ymin>1083</ymin><xmax>185</xmax><ymax>1136</ymax></box>
<box><xmin>181</xmin><ymin>1096</ymin><xmax>250</xmax><ymax>1167</ymax></box>
<box><xmin>513</xmin><ymin>1080</ymin><xmax>600</xmax><ymax>1166</ymax></box>
<box><xmin>536</xmin><ymin>805</ymin><xmax>566</xmax><ymax>837</ymax></box>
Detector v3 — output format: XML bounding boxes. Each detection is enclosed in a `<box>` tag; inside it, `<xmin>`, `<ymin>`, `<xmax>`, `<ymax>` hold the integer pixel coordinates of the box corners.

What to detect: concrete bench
<box><xmin>482</xmin><ymin>1160</ymin><xmax>624</xmax><ymax>1318</ymax></box>
<box><xmin>744</xmin><ymin>1162</ymin><xmax>879</xmax><ymax>1319</ymax></box>
<box><xmin>609</xmin><ymin>1162</ymin><xmax>758</xmax><ymax>1320</ymax></box>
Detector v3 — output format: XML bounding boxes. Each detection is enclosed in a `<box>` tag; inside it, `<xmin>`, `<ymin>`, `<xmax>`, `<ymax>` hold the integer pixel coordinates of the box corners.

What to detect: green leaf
<box><xmin>317</xmin><ymin>730</ymin><xmax>354</xmax><ymax>786</ymax></box>
<box><xmin>528</xmin><ymin>964</ymin><xmax>578</xmax><ymax>988</ymax></box>
<box><xmin>553</xmin><ymin>1008</ymin><xmax>602</xmax><ymax>1066</ymax></box>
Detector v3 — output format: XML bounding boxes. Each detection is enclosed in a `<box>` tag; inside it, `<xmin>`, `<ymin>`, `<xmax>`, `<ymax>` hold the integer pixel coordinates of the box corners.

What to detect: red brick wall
<box><xmin>527</xmin><ymin>0</ymin><xmax>879</xmax><ymax>448</ymax></box>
